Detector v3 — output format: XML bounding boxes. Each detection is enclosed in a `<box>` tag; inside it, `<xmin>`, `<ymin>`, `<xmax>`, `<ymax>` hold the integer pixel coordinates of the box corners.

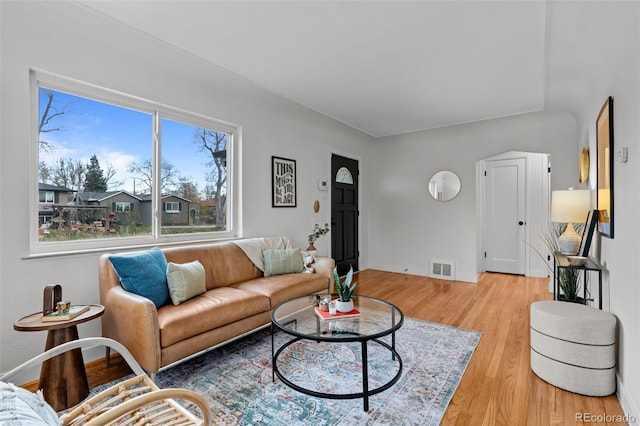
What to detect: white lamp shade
<box><xmin>551</xmin><ymin>189</ymin><xmax>591</xmax><ymax>224</ymax></box>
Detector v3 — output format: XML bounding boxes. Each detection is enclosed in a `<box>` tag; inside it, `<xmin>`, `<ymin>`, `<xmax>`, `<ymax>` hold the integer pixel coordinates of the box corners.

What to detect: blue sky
<box><xmin>39</xmin><ymin>88</ymin><xmax>215</xmax><ymax>193</ymax></box>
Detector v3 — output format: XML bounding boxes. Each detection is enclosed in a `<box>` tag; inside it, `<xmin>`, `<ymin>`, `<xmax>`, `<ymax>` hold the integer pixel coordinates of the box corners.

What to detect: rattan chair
<box><xmin>1</xmin><ymin>337</ymin><xmax>211</xmax><ymax>425</ymax></box>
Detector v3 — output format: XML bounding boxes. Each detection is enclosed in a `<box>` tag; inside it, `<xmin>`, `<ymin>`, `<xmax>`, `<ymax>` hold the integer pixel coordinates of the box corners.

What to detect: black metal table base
<box><xmin>271</xmin><ymin>329</ymin><xmax>403</xmax><ymax>412</ymax></box>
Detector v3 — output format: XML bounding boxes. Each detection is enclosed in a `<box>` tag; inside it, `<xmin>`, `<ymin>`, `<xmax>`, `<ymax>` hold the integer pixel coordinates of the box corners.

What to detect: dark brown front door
<box><xmin>331</xmin><ymin>154</ymin><xmax>359</xmax><ymax>275</ymax></box>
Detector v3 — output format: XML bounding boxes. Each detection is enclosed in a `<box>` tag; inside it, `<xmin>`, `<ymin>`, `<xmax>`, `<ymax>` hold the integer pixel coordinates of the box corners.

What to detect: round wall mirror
<box><xmin>428</xmin><ymin>170</ymin><xmax>461</xmax><ymax>201</ymax></box>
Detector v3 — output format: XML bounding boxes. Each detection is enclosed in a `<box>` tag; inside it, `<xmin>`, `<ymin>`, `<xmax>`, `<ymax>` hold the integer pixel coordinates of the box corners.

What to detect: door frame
<box><xmin>476</xmin><ymin>151</ymin><xmax>550</xmax><ymax>278</ymax></box>
<box><xmin>328</xmin><ymin>149</ymin><xmax>362</xmax><ymax>270</ymax></box>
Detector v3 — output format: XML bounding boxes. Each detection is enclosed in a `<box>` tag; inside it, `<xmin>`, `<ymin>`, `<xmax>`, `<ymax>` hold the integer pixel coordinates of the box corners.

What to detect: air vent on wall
<box><xmin>430</xmin><ymin>259</ymin><xmax>455</xmax><ymax>281</ymax></box>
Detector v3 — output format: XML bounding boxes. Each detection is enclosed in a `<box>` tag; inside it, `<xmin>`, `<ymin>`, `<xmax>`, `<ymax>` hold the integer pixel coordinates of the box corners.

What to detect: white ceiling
<box><xmin>80</xmin><ymin>1</ymin><xmax>548</xmax><ymax>138</ymax></box>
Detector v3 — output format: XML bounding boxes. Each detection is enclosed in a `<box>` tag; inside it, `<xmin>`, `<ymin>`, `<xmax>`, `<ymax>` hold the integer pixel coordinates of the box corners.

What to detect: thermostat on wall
<box><xmin>617</xmin><ymin>147</ymin><xmax>628</xmax><ymax>163</ymax></box>
<box><xmin>318</xmin><ymin>179</ymin><xmax>328</xmax><ymax>191</ymax></box>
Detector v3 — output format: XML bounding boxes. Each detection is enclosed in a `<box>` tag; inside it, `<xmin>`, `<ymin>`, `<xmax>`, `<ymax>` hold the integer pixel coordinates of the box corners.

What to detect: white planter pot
<box><xmin>335</xmin><ymin>299</ymin><xmax>354</xmax><ymax>313</ymax></box>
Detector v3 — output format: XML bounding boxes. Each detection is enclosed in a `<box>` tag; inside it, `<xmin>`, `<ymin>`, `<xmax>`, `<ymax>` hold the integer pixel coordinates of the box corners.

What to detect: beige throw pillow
<box><xmin>263</xmin><ymin>248</ymin><xmax>304</xmax><ymax>277</ymax></box>
<box><xmin>166</xmin><ymin>260</ymin><xmax>206</xmax><ymax>305</ymax></box>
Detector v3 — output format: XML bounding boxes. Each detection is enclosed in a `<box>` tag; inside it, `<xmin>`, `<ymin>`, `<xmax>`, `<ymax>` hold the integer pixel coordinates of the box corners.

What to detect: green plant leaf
<box><xmin>333</xmin><ymin>265</ymin><xmax>357</xmax><ymax>302</ymax></box>
<box><xmin>345</xmin><ymin>267</ymin><xmax>353</xmax><ymax>288</ymax></box>
<box><xmin>333</xmin><ymin>268</ymin><xmax>341</xmax><ymax>289</ymax></box>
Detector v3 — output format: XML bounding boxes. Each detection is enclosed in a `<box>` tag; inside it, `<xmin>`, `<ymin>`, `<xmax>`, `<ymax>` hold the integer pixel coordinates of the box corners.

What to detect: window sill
<box><xmin>24</xmin><ymin>234</ymin><xmax>238</xmax><ymax>259</ymax></box>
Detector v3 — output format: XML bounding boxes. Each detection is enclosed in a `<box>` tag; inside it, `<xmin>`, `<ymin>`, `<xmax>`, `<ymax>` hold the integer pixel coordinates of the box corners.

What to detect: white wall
<box><xmin>365</xmin><ymin>1</ymin><xmax>640</xmax><ymax>416</ymax></box>
<box><xmin>545</xmin><ymin>1</ymin><xmax>640</xmax><ymax>420</ymax></box>
<box><xmin>0</xmin><ymin>1</ymin><xmax>371</xmax><ymax>372</ymax></box>
<box><xmin>367</xmin><ymin>111</ymin><xmax>576</xmax><ymax>282</ymax></box>
<box><xmin>2</xmin><ymin>2</ymin><xmax>638</xmax><ymax>418</ymax></box>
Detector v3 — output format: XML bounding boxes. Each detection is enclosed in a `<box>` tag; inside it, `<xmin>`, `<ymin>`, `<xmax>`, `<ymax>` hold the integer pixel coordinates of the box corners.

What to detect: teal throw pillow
<box><xmin>263</xmin><ymin>248</ymin><xmax>304</xmax><ymax>277</ymax></box>
<box><xmin>108</xmin><ymin>247</ymin><xmax>170</xmax><ymax>308</ymax></box>
<box><xmin>166</xmin><ymin>260</ymin><xmax>207</xmax><ymax>305</ymax></box>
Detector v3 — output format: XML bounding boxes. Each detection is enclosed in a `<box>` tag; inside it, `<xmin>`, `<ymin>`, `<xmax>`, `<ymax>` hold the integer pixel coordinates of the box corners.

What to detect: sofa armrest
<box><xmin>102</xmin><ymin>286</ymin><xmax>162</xmax><ymax>373</ymax></box>
<box><xmin>312</xmin><ymin>256</ymin><xmax>335</xmax><ymax>292</ymax></box>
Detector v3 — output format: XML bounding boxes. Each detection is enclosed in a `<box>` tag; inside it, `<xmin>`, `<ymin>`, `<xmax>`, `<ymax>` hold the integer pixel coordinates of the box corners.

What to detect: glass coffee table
<box><xmin>271</xmin><ymin>294</ymin><xmax>403</xmax><ymax>411</ymax></box>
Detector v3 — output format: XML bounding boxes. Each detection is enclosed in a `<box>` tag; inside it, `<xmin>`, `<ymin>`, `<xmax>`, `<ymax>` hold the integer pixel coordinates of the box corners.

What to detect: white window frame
<box><xmin>29</xmin><ymin>69</ymin><xmax>241</xmax><ymax>256</ymax></box>
<box><xmin>164</xmin><ymin>202</ymin><xmax>180</xmax><ymax>213</ymax></box>
<box><xmin>39</xmin><ymin>191</ymin><xmax>55</xmax><ymax>204</ymax></box>
<box><xmin>115</xmin><ymin>202</ymin><xmax>133</xmax><ymax>213</ymax></box>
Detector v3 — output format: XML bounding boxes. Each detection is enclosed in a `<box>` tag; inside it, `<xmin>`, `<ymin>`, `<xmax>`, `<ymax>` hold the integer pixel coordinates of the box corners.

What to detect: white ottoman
<box><xmin>530</xmin><ymin>300</ymin><xmax>616</xmax><ymax>396</ymax></box>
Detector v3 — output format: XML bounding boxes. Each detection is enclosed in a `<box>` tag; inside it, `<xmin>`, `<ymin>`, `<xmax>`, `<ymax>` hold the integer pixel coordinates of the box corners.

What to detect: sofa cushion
<box><xmin>231</xmin><ymin>273</ymin><xmax>329</xmax><ymax>307</ymax></box>
<box><xmin>166</xmin><ymin>260</ymin><xmax>206</xmax><ymax>305</ymax></box>
<box><xmin>108</xmin><ymin>247</ymin><xmax>170</xmax><ymax>308</ymax></box>
<box><xmin>0</xmin><ymin>382</ymin><xmax>59</xmax><ymax>425</ymax></box>
<box><xmin>157</xmin><ymin>287</ymin><xmax>271</xmax><ymax>348</ymax></box>
<box><xmin>262</xmin><ymin>248</ymin><xmax>304</xmax><ymax>276</ymax></box>
<box><xmin>162</xmin><ymin>242</ymin><xmax>262</xmax><ymax>290</ymax></box>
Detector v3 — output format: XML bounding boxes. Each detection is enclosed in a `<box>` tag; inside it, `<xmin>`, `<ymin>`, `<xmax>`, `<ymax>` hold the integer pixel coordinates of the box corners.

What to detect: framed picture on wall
<box><xmin>596</xmin><ymin>96</ymin><xmax>614</xmax><ymax>238</ymax></box>
<box><xmin>272</xmin><ymin>156</ymin><xmax>297</xmax><ymax>207</ymax></box>
<box><xmin>579</xmin><ymin>209</ymin><xmax>598</xmax><ymax>257</ymax></box>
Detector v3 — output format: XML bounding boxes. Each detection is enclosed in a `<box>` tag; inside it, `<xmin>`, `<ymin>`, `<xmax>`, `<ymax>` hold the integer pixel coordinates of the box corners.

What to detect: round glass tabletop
<box><xmin>271</xmin><ymin>294</ymin><xmax>403</xmax><ymax>342</ymax></box>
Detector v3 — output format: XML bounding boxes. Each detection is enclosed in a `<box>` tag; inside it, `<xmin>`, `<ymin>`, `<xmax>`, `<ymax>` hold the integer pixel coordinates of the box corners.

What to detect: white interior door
<box><xmin>484</xmin><ymin>158</ymin><xmax>526</xmax><ymax>274</ymax></box>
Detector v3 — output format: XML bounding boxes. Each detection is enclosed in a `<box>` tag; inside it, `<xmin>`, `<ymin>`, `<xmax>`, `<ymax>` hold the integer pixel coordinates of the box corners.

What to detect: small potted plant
<box><xmin>537</xmin><ymin>223</ymin><xmax>587</xmax><ymax>304</ymax></box>
<box><xmin>333</xmin><ymin>266</ymin><xmax>357</xmax><ymax>312</ymax></box>
<box><xmin>307</xmin><ymin>223</ymin><xmax>330</xmax><ymax>251</ymax></box>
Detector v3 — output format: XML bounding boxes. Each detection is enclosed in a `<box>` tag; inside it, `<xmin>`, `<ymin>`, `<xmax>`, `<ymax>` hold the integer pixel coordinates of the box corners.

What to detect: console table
<box><xmin>553</xmin><ymin>252</ymin><xmax>603</xmax><ymax>310</ymax></box>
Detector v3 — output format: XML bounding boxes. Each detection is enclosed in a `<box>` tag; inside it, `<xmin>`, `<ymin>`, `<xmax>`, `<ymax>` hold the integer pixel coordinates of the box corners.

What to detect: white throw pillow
<box><xmin>166</xmin><ymin>260</ymin><xmax>207</xmax><ymax>305</ymax></box>
<box><xmin>0</xmin><ymin>381</ymin><xmax>59</xmax><ymax>425</ymax></box>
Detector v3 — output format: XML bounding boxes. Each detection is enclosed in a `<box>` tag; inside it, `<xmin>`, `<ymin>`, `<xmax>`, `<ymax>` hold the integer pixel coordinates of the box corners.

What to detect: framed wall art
<box><xmin>596</xmin><ymin>96</ymin><xmax>614</xmax><ymax>238</ymax></box>
<box><xmin>579</xmin><ymin>209</ymin><xmax>598</xmax><ymax>257</ymax></box>
<box><xmin>272</xmin><ymin>156</ymin><xmax>296</xmax><ymax>207</ymax></box>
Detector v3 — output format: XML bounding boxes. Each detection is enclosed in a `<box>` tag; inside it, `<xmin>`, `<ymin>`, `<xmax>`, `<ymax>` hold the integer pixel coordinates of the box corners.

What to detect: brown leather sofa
<box><xmin>98</xmin><ymin>240</ymin><xmax>334</xmax><ymax>375</ymax></box>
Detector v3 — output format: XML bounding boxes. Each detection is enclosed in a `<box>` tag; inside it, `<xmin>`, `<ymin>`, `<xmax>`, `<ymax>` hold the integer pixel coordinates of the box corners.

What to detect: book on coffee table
<box><xmin>42</xmin><ymin>305</ymin><xmax>90</xmax><ymax>322</ymax></box>
<box><xmin>314</xmin><ymin>306</ymin><xmax>360</xmax><ymax>321</ymax></box>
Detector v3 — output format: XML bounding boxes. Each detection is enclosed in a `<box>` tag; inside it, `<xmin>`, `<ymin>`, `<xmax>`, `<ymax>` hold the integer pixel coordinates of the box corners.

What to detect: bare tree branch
<box><xmin>194</xmin><ymin>128</ymin><xmax>227</xmax><ymax>226</ymax></box>
<box><xmin>38</xmin><ymin>90</ymin><xmax>68</xmax><ymax>153</ymax></box>
<box><xmin>127</xmin><ymin>159</ymin><xmax>181</xmax><ymax>194</ymax></box>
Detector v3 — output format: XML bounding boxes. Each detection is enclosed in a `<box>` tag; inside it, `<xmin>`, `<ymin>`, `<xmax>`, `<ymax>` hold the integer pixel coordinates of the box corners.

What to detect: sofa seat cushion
<box><xmin>231</xmin><ymin>273</ymin><xmax>328</xmax><ymax>308</ymax></box>
<box><xmin>157</xmin><ymin>287</ymin><xmax>270</xmax><ymax>348</ymax></box>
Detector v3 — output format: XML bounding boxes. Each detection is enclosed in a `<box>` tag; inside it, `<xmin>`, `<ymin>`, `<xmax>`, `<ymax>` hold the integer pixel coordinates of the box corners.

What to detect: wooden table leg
<box><xmin>39</xmin><ymin>325</ymin><xmax>89</xmax><ymax>411</ymax></box>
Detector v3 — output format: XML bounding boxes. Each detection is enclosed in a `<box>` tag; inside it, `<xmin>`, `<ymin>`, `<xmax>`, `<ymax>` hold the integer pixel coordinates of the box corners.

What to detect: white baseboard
<box><xmin>366</xmin><ymin>262</ymin><xmax>428</xmax><ymax>276</ymax></box>
<box><xmin>366</xmin><ymin>262</ymin><xmax>478</xmax><ymax>283</ymax></box>
<box><xmin>616</xmin><ymin>373</ymin><xmax>639</xmax><ymax>425</ymax></box>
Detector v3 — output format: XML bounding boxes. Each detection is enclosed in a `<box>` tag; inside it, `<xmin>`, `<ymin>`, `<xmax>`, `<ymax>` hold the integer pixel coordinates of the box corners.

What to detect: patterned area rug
<box><xmin>155</xmin><ymin>317</ymin><xmax>481</xmax><ymax>426</ymax></box>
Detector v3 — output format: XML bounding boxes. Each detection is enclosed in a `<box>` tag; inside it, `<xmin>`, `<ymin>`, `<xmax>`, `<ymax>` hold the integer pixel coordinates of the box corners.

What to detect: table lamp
<box><xmin>551</xmin><ymin>189</ymin><xmax>591</xmax><ymax>255</ymax></box>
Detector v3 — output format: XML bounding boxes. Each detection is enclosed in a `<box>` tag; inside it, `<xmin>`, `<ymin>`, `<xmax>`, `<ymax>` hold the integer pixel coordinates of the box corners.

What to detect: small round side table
<box><xmin>14</xmin><ymin>304</ymin><xmax>105</xmax><ymax>411</ymax></box>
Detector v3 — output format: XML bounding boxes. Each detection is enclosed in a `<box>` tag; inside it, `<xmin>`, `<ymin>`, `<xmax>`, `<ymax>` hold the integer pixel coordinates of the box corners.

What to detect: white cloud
<box><xmin>99</xmin><ymin>150</ymin><xmax>138</xmax><ymax>191</ymax></box>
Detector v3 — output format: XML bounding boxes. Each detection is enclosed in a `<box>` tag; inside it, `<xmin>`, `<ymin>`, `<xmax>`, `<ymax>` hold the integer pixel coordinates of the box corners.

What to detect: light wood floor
<box><xmin>34</xmin><ymin>270</ymin><xmax>625</xmax><ymax>425</ymax></box>
<box><xmin>356</xmin><ymin>270</ymin><xmax>625</xmax><ymax>425</ymax></box>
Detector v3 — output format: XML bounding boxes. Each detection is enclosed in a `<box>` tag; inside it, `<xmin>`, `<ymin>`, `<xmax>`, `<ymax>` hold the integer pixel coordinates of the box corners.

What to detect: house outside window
<box><xmin>32</xmin><ymin>70</ymin><xmax>238</xmax><ymax>253</ymax></box>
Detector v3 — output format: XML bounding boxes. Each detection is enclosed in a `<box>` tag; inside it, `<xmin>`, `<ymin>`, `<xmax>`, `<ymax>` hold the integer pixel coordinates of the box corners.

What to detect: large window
<box><xmin>33</xmin><ymin>71</ymin><xmax>237</xmax><ymax>252</ymax></box>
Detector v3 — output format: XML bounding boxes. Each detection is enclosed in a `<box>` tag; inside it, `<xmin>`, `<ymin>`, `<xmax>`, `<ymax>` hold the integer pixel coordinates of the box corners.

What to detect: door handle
<box><xmin>518</xmin><ymin>221</ymin><xmax>525</xmax><ymax>225</ymax></box>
